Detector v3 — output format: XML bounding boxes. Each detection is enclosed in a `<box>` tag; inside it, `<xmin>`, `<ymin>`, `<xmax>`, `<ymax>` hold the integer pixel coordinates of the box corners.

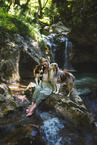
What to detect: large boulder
<box><xmin>25</xmin><ymin>83</ymin><xmax>95</xmax><ymax>132</ymax></box>
<box><xmin>41</xmin><ymin>88</ymin><xmax>95</xmax><ymax>132</ymax></box>
<box><xmin>0</xmin><ymin>83</ymin><xmax>15</xmax><ymax>117</ymax></box>
<box><xmin>0</xmin><ymin>32</ymin><xmax>43</xmax><ymax>83</ymax></box>
<box><xmin>0</xmin><ymin>36</ymin><xmax>20</xmax><ymax>82</ymax></box>
<box><xmin>0</xmin><ymin>83</ymin><xmax>12</xmax><ymax>102</ymax></box>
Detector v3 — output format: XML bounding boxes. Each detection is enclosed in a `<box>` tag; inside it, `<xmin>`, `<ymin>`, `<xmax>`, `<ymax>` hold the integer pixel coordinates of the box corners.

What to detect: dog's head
<box><xmin>50</xmin><ymin>63</ymin><xmax>58</xmax><ymax>69</ymax></box>
<box><xmin>50</xmin><ymin>63</ymin><xmax>59</xmax><ymax>75</ymax></box>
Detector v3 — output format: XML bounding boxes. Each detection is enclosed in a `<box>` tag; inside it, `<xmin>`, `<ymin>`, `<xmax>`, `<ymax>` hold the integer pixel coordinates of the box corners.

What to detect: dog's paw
<box><xmin>54</xmin><ymin>92</ymin><xmax>58</xmax><ymax>94</ymax></box>
<box><xmin>67</xmin><ymin>94</ymin><xmax>70</xmax><ymax>97</ymax></box>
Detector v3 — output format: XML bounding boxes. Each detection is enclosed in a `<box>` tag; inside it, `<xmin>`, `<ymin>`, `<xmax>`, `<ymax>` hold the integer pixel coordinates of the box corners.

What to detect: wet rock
<box><xmin>24</xmin><ymin>82</ymin><xmax>95</xmax><ymax>132</ymax></box>
<box><xmin>43</xmin><ymin>21</ymin><xmax>69</xmax><ymax>35</ymax></box>
<box><xmin>51</xmin><ymin>21</ymin><xmax>69</xmax><ymax>34</ymax></box>
<box><xmin>0</xmin><ymin>83</ymin><xmax>27</xmax><ymax>118</ymax></box>
<box><xmin>0</xmin><ymin>83</ymin><xmax>12</xmax><ymax>102</ymax></box>
<box><xmin>0</xmin><ymin>83</ymin><xmax>16</xmax><ymax>117</ymax></box>
<box><xmin>0</xmin><ymin>121</ymin><xmax>46</xmax><ymax>145</ymax></box>
<box><xmin>80</xmin><ymin>90</ymin><xmax>97</xmax><ymax>121</ymax></box>
<box><xmin>40</xmin><ymin>88</ymin><xmax>95</xmax><ymax>132</ymax></box>
<box><xmin>24</xmin><ymin>82</ymin><xmax>36</xmax><ymax>102</ymax></box>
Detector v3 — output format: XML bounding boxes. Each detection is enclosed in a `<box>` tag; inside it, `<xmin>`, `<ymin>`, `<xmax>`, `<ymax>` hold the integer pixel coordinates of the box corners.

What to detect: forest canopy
<box><xmin>0</xmin><ymin>0</ymin><xmax>97</xmax><ymax>42</ymax></box>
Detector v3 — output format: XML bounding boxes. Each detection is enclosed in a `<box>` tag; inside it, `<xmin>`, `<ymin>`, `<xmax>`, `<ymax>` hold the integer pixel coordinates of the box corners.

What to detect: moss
<box><xmin>0</xmin><ymin>17</ymin><xmax>30</xmax><ymax>39</ymax></box>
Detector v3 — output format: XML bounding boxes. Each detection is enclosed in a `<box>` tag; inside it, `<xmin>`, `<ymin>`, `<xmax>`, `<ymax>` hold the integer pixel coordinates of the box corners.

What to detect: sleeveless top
<box><xmin>42</xmin><ymin>73</ymin><xmax>49</xmax><ymax>81</ymax></box>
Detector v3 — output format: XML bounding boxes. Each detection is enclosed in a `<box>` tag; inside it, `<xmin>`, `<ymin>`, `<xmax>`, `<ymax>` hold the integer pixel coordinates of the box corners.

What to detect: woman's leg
<box><xmin>35</xmin><ymin>82</ymin><xmax>52</xmax><ymax>106</ymax></box>
<box><xmin>26</xmin><ymin>85</ymin><xmax>41</xmax><ymax>114</ymax></box>
<box><xmin>26</xmin><ymin>102</ymin><xmax>34</xmax><ymax>113</ymax></box>
<box><xmin>26</xmin><ymin>82</ymin><xmax>52</xmax><ymax>116</ymax></box>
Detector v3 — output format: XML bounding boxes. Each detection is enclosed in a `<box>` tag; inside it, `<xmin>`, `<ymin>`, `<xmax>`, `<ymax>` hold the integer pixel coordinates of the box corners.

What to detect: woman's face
<box><xmin>42</xmin><ymin>62</ymin><xmax>48</xmax><ymax>68</ymax></box>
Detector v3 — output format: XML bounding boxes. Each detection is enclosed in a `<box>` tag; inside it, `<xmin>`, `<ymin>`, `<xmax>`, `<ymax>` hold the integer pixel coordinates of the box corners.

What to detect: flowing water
<box><xmin>75</xmin><ymin>72</ymin><xmax>97</xmax><ymax>95</ymax></box>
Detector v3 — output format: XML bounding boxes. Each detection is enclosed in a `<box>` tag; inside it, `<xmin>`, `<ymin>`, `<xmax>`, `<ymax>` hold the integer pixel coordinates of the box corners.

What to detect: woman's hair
<box><xmin>39</xmin><ymin>58</ymin><xmax>48</xmax><ymax>63</ymax></box>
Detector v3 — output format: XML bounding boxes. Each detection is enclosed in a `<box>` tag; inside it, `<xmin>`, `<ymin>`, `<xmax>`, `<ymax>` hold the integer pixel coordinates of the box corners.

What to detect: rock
<box><xmin>24</xmin><ymin>82</ymin><xmax>37</xmax><ymax>102</ymax></box>
<box><xmin>0</xmin><ymin>83</ymin><xmax>15</xmax><ymax>117</ymax></box>
<box><xmin>0</xmin><ymin>33</ymin><xmax>21</xmax><ymax>83</ymax></box>
<box><xmin>68</xmin><ymin>29</ymin><xmax>97</xmax><ymax>71</ymax></box>
<box><xmin>40</xmin><ymin>88</ymin><xmax>95</xmax><ymax>132</ymax></box>
<box><xmin>0</xmin><ymin>83</ymin><xmax>12</xmax><ymax>102</ymax></box>
<box><xmin>24</xmin><ymin>82</ymin><xmax>95</xmax><ymax>132</ymax></box>
<box><xmin>0</xmin><ymin>116</ymin><xmax>46</xmax><ymax>145</ymax></box>
<box><xmin>43</xmin><ymin>21</ymin><xmax>69</xmax><ymax>35</ymax></box>
<box><xmin>51</xmin><ymin>21</ymin><xmax>70</xmax><ymax>34</ymax></box>
<box><xmin>0</xmin><ymin>32</ymin><xmax>43</xmax><ymax>83</ymax></box>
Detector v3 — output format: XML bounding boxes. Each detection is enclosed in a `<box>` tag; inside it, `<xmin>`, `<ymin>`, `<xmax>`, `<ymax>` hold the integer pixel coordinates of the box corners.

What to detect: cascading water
<box><xmin>43</xmin><ymin>33</ymin><xmax>75</xmax><ymax>71</ymax></box>
<box><xmin>42</xmin><ymin>33</ymin><xmax>58</xmax><ymax>62</ymax></box>
<box><xmin>63</xmin><ymin>37</ymin><xmax>75</xmax><ymax>71</ymax></box>
<box><xmin>39</xmin><ymin>112</ymin><xmax>71</xmax><ymax>145</ymax></box>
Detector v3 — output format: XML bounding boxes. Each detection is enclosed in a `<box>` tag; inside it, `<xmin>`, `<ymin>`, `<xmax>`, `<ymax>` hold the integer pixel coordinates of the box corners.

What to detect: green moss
<box><xmin>0</xmin><ymin>8</ymin><xmax>41</xmax><ymax>40</ymax></box>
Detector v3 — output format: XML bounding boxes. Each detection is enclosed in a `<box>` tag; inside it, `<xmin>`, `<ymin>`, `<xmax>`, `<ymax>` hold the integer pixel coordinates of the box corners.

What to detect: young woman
<box><xmin>26</xmin><ymin>58</ymin><xmax>52</xmax><ymax>116</ymax></box>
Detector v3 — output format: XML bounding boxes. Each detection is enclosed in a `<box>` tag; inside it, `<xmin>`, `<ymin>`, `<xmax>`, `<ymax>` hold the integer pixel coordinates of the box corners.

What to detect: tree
<box><xmin>38</xmin><ymin>0</ymin><xmax>48</xmax><ymax>18</ymax></box>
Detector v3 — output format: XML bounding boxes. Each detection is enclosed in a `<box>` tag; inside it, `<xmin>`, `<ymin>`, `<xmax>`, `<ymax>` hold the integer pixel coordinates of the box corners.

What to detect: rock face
<box><xmin>0</xmin><ymin>33</ymin><xmax>20</xmax><ymax>83</ymax></box>
<box><xmin>70</xmin><ymin>43</ymin><xmax>97</xmax><ymax>72</ymax></box>
<box><xmin>41</xmin><ymin>88</ymin><xmax>95</xmax><ymax>132</ymax></box>
<box><xmin>0</xmin><ymin>32</ymin><xmax>43</xmax><ymax>83</ymax></box>
<box><xmin>0</xmin><ymin>83</ymin><xmax>16</xmax><ymax>117</ymax></box>
<box><xmin>0</xmin><ymin>83</ymin><xmax>12</xmax><ymax>102</ymax></box>
<box><xmin>68</xmin><ymin>30</ymin><xmax>97</xmax><ymax>72</ymax></box>
<box><xmin>25</xmin><ymin>83</ymin><xmax>95</xmax><ymax>132</ymax></box>
<box><xmin>1</xmin><ymin>21</ymin><xmax>97</xmax><ymax>84</ymax></box>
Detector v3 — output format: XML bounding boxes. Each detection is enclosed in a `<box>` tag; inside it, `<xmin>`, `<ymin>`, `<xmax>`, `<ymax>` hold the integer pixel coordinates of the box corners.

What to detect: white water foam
<box><xmin>40</xmin><ymin>112</ymin><xmax>64</xmax><ymax>145</ymax></box>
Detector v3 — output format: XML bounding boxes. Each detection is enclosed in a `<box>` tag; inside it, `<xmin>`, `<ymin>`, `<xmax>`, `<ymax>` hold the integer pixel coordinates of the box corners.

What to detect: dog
<box><xmin>33</xmin><ymin>64</ymin><xmax>44</xmax><ymax>85</ymax></box>
<box><xmin>49</xmin><ymin>63</ymin><xmax>60</xmax><ymax>94</ymax></box>
<box><xmin>49</xmin><ymin>63</ymin><xmax>75</xmax><ymax>96</ymax></box>
<box><xmin>58</xmin><ymin>69</ymin><xmax>75</xmax><ymax>96</ymax></box>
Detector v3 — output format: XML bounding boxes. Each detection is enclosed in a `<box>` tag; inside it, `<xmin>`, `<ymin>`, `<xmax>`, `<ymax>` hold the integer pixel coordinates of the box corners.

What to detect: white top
<box><xmin>42</xmin><ymin>73</ymin><xmax>48</xmax><ymax>81</ymax></box>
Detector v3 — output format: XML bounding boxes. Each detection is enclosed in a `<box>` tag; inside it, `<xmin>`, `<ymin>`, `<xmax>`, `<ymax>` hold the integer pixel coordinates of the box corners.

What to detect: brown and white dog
<box><xmin>49</xmin><ymin>63</ymin><xmax>75</xmax><ymax>96</ymax></box>
<box><xmin>33</xmin><ymin>65</ymin><xmax>44</xmax><ymax>85</ymax></box>
<box><xmin>49</xmin><ymin>63</ymin><xmax>59</xmax><ymax>94</ymax></box>
<box><xmin>58</xmin><ymin>69</ymin><xmax>75</xmax><ymax>96</ymax></box>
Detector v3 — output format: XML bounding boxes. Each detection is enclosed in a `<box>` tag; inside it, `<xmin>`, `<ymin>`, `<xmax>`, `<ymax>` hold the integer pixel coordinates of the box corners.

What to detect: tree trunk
<box><xmin>38</xmin><ymin>0</ymin><xmax>43</xmax><ymax>18</ymax></box>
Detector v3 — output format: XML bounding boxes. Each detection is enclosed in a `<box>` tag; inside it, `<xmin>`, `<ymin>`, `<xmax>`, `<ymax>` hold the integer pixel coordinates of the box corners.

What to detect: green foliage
<box><xmin>0</xmin><ymin>0</ymin><xmax>97</xmax><ymax>44</ymax></box>
<box><xmin>0</xmin><ymin>0</ymin><xmax>54</xmax><ymax>44</ymax></box>
<box><xmin>0</xmin><ymin>8</ymin><xmax>17</xmax><ymax>33</ymax></box>
<box><xmin>0</xmin><ymin>8</ymin><xmax>29</xmax><ymax>37</ymax></box>
<box><xmin>0</xmin><ymin>7</ymin><xmax>42</xmax><ymax>41</ymax></box>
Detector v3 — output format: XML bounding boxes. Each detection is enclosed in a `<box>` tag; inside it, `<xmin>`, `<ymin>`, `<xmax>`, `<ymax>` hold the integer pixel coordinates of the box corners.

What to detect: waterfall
<box><xmin>42</xmin><ymin>33</ymin><xmax>58</xmax><ymax>62</ymax></box>
<box><xmin>63</xmin><ymin>37</ymin><xmax>75</xmax><ymax>71</ymax></box>
<box><xmin>43</xmin><ymin>33</ymin><xmax>76</xmax><ymax>71</ymax></box>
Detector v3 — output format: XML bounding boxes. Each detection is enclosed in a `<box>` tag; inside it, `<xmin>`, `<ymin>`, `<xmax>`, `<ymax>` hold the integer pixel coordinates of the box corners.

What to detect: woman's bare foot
<box><xmin>26</xmin><ymin>111</ymin><xmax>33</xmax><ymax>116</ymax></box>
<box><xmin>26</xmin><ymin>102</ymin><xmax>34</xmax><ymax>113</ymax></box>
<box><xmin>26</xmin><ymin>109</ymin><xmax>30</xmax><ymax>113</ymax></box>
<box><xmin>26</xmin><ymin>103</ymin><xmax>36</xmax><ymax>117</ymax></box>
